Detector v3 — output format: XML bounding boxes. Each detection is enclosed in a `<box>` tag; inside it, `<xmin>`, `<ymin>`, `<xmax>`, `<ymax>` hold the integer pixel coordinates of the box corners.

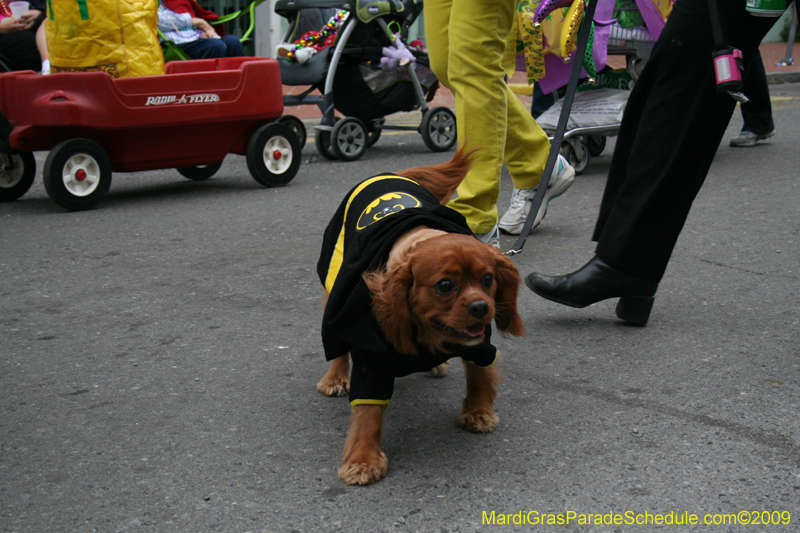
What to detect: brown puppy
<box><xmin>316</xmin><ymin>148</ymin><xmax>525</xmax><ymax>485</ymax></box>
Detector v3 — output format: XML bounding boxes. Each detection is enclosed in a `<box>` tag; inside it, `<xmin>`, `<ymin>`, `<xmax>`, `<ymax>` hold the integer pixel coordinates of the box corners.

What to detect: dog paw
<box><xmin>338</xmin><ymin>452</ymin><xmax>388</xmax><ymax>485</ymax></box>
<box><xmin>458</xmin><ymin>411</ymin><xmax>499</xmax><ymax>433</ymax></box>
<box><xmin>317</xmin><ymin>376</ymin><xmax>350</xmax><ymax>397</ymax></box>
<box><xmin>429</xmin><ymin>361</ymin><xmax>449</xmax><ymax>377</ymax></box>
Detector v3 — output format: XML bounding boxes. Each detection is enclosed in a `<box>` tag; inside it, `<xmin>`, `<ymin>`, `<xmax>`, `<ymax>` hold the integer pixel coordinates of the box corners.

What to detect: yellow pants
<box><xmin>425</xmin><ymin>0</ymin><xmax>551</xmax><ymax>234</ymax></box>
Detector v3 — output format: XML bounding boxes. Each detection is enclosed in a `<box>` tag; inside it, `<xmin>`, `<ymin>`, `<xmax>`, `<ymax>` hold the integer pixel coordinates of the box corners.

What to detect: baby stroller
<box><xmin>274</xmin><ymin>0</ymin><xmax>457</xmax><ymax>161</ymax></box>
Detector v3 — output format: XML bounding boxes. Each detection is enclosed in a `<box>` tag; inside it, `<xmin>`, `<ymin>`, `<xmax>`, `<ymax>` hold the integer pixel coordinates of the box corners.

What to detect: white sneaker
<box><xmin>498</xmin><ymin>154</ymin><xmax>575</xmax><ymax>235</ymax></box>
<box><xmin>729</xmin><ymin>129</ymin><xmax>775</xmax><ymax>147</ymax></box>
<box><xmin>474</xmin><ymin>224</ymin><xmax>500</xmax><ymax>249</ymax></box>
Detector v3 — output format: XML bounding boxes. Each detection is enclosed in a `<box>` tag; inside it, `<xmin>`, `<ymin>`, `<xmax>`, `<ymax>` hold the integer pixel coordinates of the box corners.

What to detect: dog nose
<box><xmin>467</xmin><ymin>300</ymin><xmax>489</xmax><ymax>319</ymax></box>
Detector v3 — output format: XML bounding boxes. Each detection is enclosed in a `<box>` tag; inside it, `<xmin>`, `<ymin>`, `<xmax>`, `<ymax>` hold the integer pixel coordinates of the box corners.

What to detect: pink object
<box><xmin>713</xmin><ymin>48</ymin><xmax>743</xmax><ymax>88</ymax></box>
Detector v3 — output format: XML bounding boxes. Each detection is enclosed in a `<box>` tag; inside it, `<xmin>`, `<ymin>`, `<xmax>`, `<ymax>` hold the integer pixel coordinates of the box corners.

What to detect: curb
<box><xmin>767</xmin><ymin>70</ymin><xmax>800</xmax><ymax>84</ymax></box>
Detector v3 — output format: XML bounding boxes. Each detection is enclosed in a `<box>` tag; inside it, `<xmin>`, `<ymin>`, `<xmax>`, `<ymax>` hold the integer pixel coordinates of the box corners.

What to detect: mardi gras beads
<box><xmin>286</xmin><ymin>10</ymin><xmax>348</xmax><ymax>61</ymax></box>
<box><xmin>560</xmin><ymin>0</ymin><xmax>586</xmax><ymax>61</ymax></box>
<box><xmin>533</xmin><ymin>0</ymin><xmax>574</xmax><ymax>26</ymax></box>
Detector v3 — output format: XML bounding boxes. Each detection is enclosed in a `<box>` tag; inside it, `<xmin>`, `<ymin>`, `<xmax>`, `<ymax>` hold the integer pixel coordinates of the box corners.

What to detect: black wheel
<box><xmin>0</xmin><ymin>151</ymin><xmax>36</xmax><ymax>202</ymax></box>
<box><xmin>43</xmin><ymin>139</ymin><xmax>112</xmax><ymax>211</ymax></box>
<box><xmin>277</xmin><ymin>115</ymin><xmax>307</xmax><ymax>150</ymax></box>
<box><xmin>367</xmin><ymin>118</ymin><xmax>384</xmax><ymax>147</ymax></box>
<box><xmin>314</xmin><ymin>118</ymin><xmax>340</xmax><ymax>161</ymax></box>
<box><xmin>560</xmin><ymin>136</ymin><xmax>590</xmax><ymax>175</ymax></box>
<box><xmin>587</xmin><ymin>134</ymin><xmax>606</xmax><ymax>157</ymax></box>
<box><xmin>176</xmin><ymin>161</ymin><xmax>223</xmax><ymax>181</ymax></box>
<box><xmin>246</xmin><ymin>122</ymin><xmax>301</xmax><ymax>187</ymax></box>
<box><xmin>420</xmin><ymin>106</ymin><xmax>457</xmax><ymax>152</ymax></box>
<box><xmin>331</xmin><ymin>117</ymin><xmax>368</xmax><ymax>161</ymax></box>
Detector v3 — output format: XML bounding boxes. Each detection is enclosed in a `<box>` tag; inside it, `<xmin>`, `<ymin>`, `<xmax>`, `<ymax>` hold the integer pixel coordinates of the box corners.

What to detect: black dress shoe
<box><xmin>524</xmin><ymin>256</ymin><xmax>658</xmax><ymax>326</ymax></box>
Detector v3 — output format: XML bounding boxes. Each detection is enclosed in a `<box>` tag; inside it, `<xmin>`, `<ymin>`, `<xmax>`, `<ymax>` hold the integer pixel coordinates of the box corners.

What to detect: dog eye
<box><xmin>435</xmin><ymin>279</ymin><xmax>456</xmax><ymax>294</ymax></box>
<box><xmin>482</xmin><ymin>274</ymin><xmax>494</xmax><ymax>288</ymax></box>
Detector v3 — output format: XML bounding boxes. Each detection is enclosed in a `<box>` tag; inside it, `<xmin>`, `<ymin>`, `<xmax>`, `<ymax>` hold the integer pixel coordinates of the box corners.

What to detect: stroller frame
<box><xmin>274</xmin><ymin>0</ymin><xmax>457</xmax><ymax>161</ymax></box>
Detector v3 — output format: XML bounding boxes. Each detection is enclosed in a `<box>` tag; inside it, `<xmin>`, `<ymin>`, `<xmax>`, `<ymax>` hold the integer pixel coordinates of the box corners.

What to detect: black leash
<box><xmin>506</xmin><ymin>0</ymin><xmax>597</xmax><ymax>256</ymax></box>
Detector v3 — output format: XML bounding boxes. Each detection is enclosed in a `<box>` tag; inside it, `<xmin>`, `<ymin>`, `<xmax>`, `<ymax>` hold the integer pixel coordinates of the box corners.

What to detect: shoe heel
<box><xmin>615</xmin><ymin>296</ymin><xmax>654</xmax><ymax>326</ymax></box>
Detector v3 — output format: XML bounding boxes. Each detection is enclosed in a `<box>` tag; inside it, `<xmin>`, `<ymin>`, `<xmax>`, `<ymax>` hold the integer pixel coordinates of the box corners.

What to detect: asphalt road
<box><xmin>2</xmin><ymin>82</ymin><xmax>799</xmax><ymax>533</ymax></box>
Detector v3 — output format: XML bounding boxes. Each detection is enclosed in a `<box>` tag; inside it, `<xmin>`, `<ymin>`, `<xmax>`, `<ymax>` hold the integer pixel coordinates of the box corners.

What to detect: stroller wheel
<box><xmin>314</xmin><ymin>130</ymin><xmax>338</xmax><ymax>160</ymax></box>
<box><xmin>560</xmin><ymin>136</ymin><xmax>590</xmax><ymax>175</ymax></box>
<box><xmin>331</xmin><ymin>117</ymin><xmax>368</xmax><ymax>162</ymax></box>
<box><xmin>246</xmin><ymin>123</ymin><xmax>301</xmax><ymax>187</ymax></box>
<box><xmin>421</xmin><ymin>107</ymin><xmax>457</xmax><ymax>152</ymax></box>
<box><xmin>314</xmin><ymin>118</ymin><xmax>339</xmax><ymax>161</ymax></box>
<box><xmin>587</xmin><ymin>134</ymin><xmax>606</xmax><ymax>157</ymax></box>
<box><xmin>367</xmin><ymin>118</ymin><xmax>385</xmax><ymax>147</ymax></box>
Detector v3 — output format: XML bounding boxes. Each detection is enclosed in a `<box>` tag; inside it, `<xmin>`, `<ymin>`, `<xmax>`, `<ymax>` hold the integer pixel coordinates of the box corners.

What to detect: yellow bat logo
<box><xmin>356</xmin><ymin>192</ymin><xmax>421</xmax><ymax>230</ymax></box>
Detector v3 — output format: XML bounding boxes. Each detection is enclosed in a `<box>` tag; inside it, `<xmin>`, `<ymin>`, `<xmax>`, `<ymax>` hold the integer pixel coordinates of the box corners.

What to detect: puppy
<box><xmin>316</xmin><ymin>147</ymin><xmax>525</xmax><ymax>485</ymax></box>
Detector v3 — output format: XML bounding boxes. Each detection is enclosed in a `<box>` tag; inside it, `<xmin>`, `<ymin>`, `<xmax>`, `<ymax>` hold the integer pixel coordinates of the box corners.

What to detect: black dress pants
<box><xmin>740</xmin><ymin>51</ymin><xmax>775</xmax><ymax>135</ymax></box>
<box><xmin>592</xmin><ymin>0</ymin><xmax>786</xmax><ymax>283</ymax></box>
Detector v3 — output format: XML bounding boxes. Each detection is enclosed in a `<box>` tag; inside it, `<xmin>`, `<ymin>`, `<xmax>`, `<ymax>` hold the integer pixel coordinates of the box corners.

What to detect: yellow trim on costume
<box><xmin>350</xmin><ymin>399</ymin><xmax>391</xmax><ymax>407</ymax></box>
<box><xmin>323</xmin><ymin>175</ymin><xmax>420</xmax><ymax>293</ymax></box>
<box><xmin>465</xmin><ymin>357</ymin><xmax>497</xmax><ymax>369</ymax></box>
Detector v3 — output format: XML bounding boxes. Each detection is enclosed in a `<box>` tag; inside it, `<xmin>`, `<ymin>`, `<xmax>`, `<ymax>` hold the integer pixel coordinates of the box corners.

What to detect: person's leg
<box><xmin>525</xmin><ymin>0</ymin><xmax>784</xmax><ymax>325</ymax></box>
<box><xmin>740</xmin><ymin>51</ymin><xmax>774</xmax><ymax>134</ymax></box>
<box><xmin>179</xmin><ymin>38</ymin><xmax>228</xmax><ymax>59</ymax></box>
<box><xmin>504</xmin><ymin>83</ymin><xmax>550</xmax><ymax>191</ymax></box>
<box><xmin>592</xmin><ymin>0</ymin><xmax>778</xmax><ymax>282</ymax></box>
<box><xmin>424</xmin><ymin>0</ymin><xmax>453</xmax><ymax>97</ymax></box>
<box><xmin>497</xmin><ymin>78</ymin><xmax>575</xmax><ymax>235</ymax></box>
<box><xmin>531</xmin><ymin>83</ymin><xmax>555</xmax><ymax>119</ymax></box>
<box><xmin>730</xmin><ymin>50</ymin><xmax>775</xmax><ymax>146</ymax></box>
<box><xmin>35</xmin><ymin>20</ymin><xmax>48</xmax><ymax>61</ymax></box>
<box><xmin>500</xmin><ymin>59</ymin><xmax>582</xmax><ymax>229</ymax></box>
<box><xmin>426</xmin><ymin>0</ymin><xmax>517</xmax><ymax>235</ymax></box>
<box><xmin>221</xmin><ymin>34</ymin><xmax>243</xmax><ymax>57</ymax></box>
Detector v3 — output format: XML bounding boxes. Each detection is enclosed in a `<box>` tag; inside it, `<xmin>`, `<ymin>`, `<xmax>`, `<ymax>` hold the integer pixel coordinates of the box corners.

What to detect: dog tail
<box><xmin>399</xmin><ymin>145</ymin><xmax>478</xmax><ymax>205</ymax></box>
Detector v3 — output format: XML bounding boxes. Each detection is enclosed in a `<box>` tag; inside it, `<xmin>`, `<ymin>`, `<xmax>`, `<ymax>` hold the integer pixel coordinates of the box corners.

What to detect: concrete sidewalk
<box><xmin>760</xmin><ymin>40</ymin><xmax>800</xmax><ymax>83</ymax></box>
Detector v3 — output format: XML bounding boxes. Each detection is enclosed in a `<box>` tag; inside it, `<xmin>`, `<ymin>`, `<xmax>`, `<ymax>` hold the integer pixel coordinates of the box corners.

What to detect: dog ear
<box><xmin>491</xmin><ymin>250</ymin><xmax>526</xmax><ymax>337</ymax></box>
<box><xmin>363</xmin><ymin>259</ymin><xmax>418</xmax><ymax>355</ymax></box>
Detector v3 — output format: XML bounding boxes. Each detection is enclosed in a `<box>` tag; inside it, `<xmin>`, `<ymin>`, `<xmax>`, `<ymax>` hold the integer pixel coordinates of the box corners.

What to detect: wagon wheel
<box><xmin>177</xmin><ymin>161</ymin><xmax>223</xmax><ymax>181</ymax></box>
<box><xmin>420</xmin><ymin>107</ymin><xmax>457</xmax><ymax>152</ymax></box>
<box><xmin>43</xmin><ymin>139</ymin><xmax>112</xmax><ymax>211</ymax></box>
<box><xmin>560</xmin><ymin>136</ymin><xmax>590</xmax><ymax>175</ymax></box>
<box><xmin>277</xmin><ymin>115</ymin><xmax>307</xmax><ymax>150</ymax></box>
<box><xmin>246</xmin><ymin>122</ymin><xmax>301</xmax><ymax>187</ymax></box>
<box><xmin>0</xmin><ymin>151</ymin><xmax>36</xmax><ymax>202</ymax></box>
<box><xmin>331</xmin><ymin>117</ymin><xmax>368</xmax><ymax>162</ymax></box>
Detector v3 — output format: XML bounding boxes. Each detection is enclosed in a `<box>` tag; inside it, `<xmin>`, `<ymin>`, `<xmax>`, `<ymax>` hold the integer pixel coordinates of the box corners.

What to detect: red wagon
<box><xmin>0</xmin><ymin>57</ymin><xmax>301</xmax><ymax>210</ymax></box>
